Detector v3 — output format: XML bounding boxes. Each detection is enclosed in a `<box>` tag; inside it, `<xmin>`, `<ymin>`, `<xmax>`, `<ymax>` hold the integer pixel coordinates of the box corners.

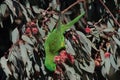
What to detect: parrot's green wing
<box><xmin>44</xmin><ymin>12</ymin><xmax>85</xmax><ymax>71</ymax></box>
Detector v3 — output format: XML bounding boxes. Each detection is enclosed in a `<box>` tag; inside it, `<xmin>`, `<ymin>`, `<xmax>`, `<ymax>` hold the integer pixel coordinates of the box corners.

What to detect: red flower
<box><xmin>30</xmin><ymin>22</ymin><xmax>36</xmax><ymax>26</ymax></box>
<box><xmin>55</xmin><ymin>50</ymin><xmax>75</xmax><ymax>64</ymax></box>
<box><xmin>60</xmin><ymin>50</ymin><xmax>67</xmax><ymax>59</ymax></box>
<box><xmin>25</xmin><ymin>27</ymin><xmax>31</xmax><ymax>34</ymax></box>
<box><xmin>95</xmin><ymin>60</ymin><xmax>101</xmax><ymax>67</ymax></box>
<box><xmin>32</xmin><ymin>27</ymin><xmax>38</xmax><ymax>34</ymax></box>
<box><xmin>54</xmin><ymin>56</ymin><xmax>61</xmax><ymax>63</ymax></box>
<box><xmin>59</xmin><ymin>50</ymin><xmax>68</xmax><ymax>62</ymax></box>
<box><xmin>104</xmin><ymin>52</ymin><xmax>110</xmax><ymax>58</ymax></box>
<box><xmin>95</xmin><ymin>56</ymin><xmax>102</xmax><ymax>67</ymax></box>
<box><xmin>85</xmin><ymin>27</ymin><xmax>91</xmax><ymax>33</ymax></box>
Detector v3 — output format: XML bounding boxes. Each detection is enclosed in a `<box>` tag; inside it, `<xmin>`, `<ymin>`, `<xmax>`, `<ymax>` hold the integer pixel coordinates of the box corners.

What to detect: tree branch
<box><xmin>99</xmin><ymin>0</ymin><xmax>120</xmax><ymax>27</ymax></box>
<box><xmin>61</xmin><ymin>0</ymin><xmax>84</xmax><ymax>14</ymax></box>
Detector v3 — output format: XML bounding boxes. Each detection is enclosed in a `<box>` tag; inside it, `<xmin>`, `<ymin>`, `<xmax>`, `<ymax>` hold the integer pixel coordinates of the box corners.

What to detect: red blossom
<box><xmin>85</xmin><ymin>27</ymin><xmax>91</xmax><ymax>33</ymax></box>
<box><xmin>25</xmin><ymin>27</ymin><xmax>31</xmax><ymax>34</ymax></box>
<box><xmin>55</xmin><ymin>51</ymin><xmax>75</xmax><ymax>64</ymax></box>
<box><xmin>32</xmin><ymin>27</ymin><xmax>39</xmax><ymax>34</ymax></box>
<box><xmin>54</xmin><ymin>56</ymin><xmax>61</xmax><ymax>63</ymax></box>
<box><xmin>95</xmin><ymin>60</ymin><xmax>101</xmax><ymax>67</ymax></box>
<box><xmin>95</xmin><ymin>56</ymin><xmax>102</xmax><ymax>67</ymax></box>
<box><xmin>104</xmin><ymin>52</ymin><xmax>110</xmax><ymax>58</ymax></box>
<box><xmin>60</xmin><ymin>50</ymin><xmax>67</xmax><ymax>58</ymax></box>
<box><xmin>59</xmin><ymin>50</ymin><xmax>68</xmax><ymax>62</ymax></box>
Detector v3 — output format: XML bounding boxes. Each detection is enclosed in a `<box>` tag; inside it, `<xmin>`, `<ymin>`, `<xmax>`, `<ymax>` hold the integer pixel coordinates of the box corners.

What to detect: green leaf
<box><xmin>79</xmin><ymin>58</ymin><xmax>95</xmax><ymax>73</ymax></box>
<box><xmin>117</xmin><ymin>57</ymin><xmax>120</xmax><ymax>68</ymax></box>
<box><xmin>105</xmin><ymin>58</ymin><xmax>111</xmax><ymax>75</ymax></box>
<box><xmin>86</xmin><ymin>74</ymin><xmax>90</xmax><ymax>80</ymax></box>
<box><xmin>26</xmin><ymin>0</ymin><xmax>34</xmax><ymax>17</ymax></box>
<box><xmin>77</xmin><ymin>31</ymin><xmax>99</xmax><ymax>54</ymax></box>
<box><xmin>32</xmin><ymin>6</ymin><xmax>40</xmax><ymax>14</ymax></box>
<box><xmin>10</xmin><ymin>14</ymin><xmax>13</xmax><ymax>23</ymax></box>
<box><xmin>76</xmin><ymin>31</ymin><xmax>91</xmax><ymax>55</ymax></box>
<box><xmin>101</xmin><ymin>66</ymin><xmax>106</xmax><ymax>78</ymax></box>
<box><xmin>40</xmin><ymin>58</ymin><xmax>47</xmax><ymax>75</ymax></box>
<box><xmin>65</xmin><ymin>39</ymin><xmax>75</xmax><ymax>55</ymax></box>
<box><xmin>4</xmin><ymin>0</ymin><xmax>17</xmax><ymax>16</ymax></box>
<box><xmin>110</xmin><ymin>54</ymin><xmax>118</xmax><ymax>70</ymax></box>
<box><xmin>47</xmin><ymin>17</ymin><xmax>56</xmax><ymax>31</ymax></box>
<box><xmin>22</xmin><ymin>35</ymin><xmax>34</xmax><ymax>45</ymax></box>
<box><xmin>110</xmin><ymin>39</ymin><xmax>117</xmax><ymax>55</ymax></box>
<box><xmin>103</xmin><ymin>28</ymin><xmax>114</xmax><ymax>32</ymax></box>
<box><xmin>74</xmin><ymin>60</ymin><xmax>83</xmax><ymax>74</ymax></box>
<box><xmin>107</xmin><ymin>18</ymin><xmax>114</xmax><ymax>28</ymax></box>
<box><xmin>62</xmin><ymin>63</ymin><xmax>80</xmax><ymax>80</ymax></box>
<box><xmin>112</xmin><ymin>35</ymin><xmax>120</xmax><ymax>46</ymax></box>
<box><xmin>0</xmin><ymin>56</ymin><xmax>12</xmax><ymax>77</ymax></box>
<box><xmin>0</xmin><ymin>3</ymin><xmax>7</xmax><ymax>16</ymax></box>
<box><xmin>11</xmin><ymin>28</ymin><xmax>19</xmax><ymax>43</ymax></box>
<box><xmin>100</xmin><ymin>49</ymin><xmax>105</xmax><ymax>65</ymax></box>
<box><xmin>0</xmin><ymin>21</ymin><xmax>3</xmax><ymax>28</ymax></box>
<box><xmin>18</xmin><ymin>1</ymin><xmax>30</xmax><ymax>22</ymax></box>
<box><xmin>34</xmin><ymin>64</ymin><xmax>40</xmax><ymax>72</ymax></box>
<box><xmin>19</xmin><ymin>42</ymin><xmax>29</xmax><ymax>65</ymax></box>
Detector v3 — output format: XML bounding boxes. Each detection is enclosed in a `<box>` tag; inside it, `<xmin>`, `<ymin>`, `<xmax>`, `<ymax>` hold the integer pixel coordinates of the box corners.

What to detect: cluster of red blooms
<box><xmin>25</xmin><ymin>22</ymin><xmax>39</xmax><ymax>35</ymax></box>
<box><xmin>95</xmin><ymin>52</ymin><xmax>110</xmax><ymax>67</ymax></box>
<box><xmin>54</xmin><ymin>50</ymin><xmax>74</xmax><ymax>64</ymax></box>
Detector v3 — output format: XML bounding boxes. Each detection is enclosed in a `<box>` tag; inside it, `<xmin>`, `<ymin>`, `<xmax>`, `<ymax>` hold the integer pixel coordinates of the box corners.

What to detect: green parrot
<box><xmin>44</xmin><ymin>12</ymin><xmax>85</xmax><ymax>71</ymax></box>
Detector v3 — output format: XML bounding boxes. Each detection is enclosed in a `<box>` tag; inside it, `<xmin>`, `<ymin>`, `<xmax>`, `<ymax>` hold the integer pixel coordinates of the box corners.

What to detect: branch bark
<box><xmin>61</xmin><ymin>0</ymin><xmax>84</xmax><ymax>14</ymax></box>
<box><xmin>99</xmin><ymin>0</ymin><xmax>120</xmax><ymax>27</ymax></box>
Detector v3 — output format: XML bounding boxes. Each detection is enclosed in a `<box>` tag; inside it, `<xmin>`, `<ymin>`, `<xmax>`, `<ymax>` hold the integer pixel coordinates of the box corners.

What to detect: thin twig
<box><xmin>99</xmin><ymin>0</ymin><xmax>120</xmax><ymax>27</ymax></box>
<box><xmin>61</xmin><ymin>0</ymin><xmax>84</xmax><ymax>14</ymax></box>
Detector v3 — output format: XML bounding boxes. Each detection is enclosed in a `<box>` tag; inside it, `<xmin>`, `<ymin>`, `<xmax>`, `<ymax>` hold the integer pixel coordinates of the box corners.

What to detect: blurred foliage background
<box><xmin>0</xmin><ymin>0</ymin><xmax>120</xmax><ymax>80</ymax></box>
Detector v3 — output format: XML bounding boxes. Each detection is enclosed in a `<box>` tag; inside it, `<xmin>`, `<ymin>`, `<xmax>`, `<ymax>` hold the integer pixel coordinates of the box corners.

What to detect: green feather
<box><xmin>44</xmin><ymin>12</ymin><xmax>85</xmax><ymax>71</ymax></box>
<box><xmin>61</xmin><ymin>12</ymin><xmax>85</xmax><ymax>33</ymax></box>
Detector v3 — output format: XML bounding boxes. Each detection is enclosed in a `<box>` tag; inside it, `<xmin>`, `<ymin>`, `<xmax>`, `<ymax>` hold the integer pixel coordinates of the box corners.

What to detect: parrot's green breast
<box><xmin>48</xmin><ymin>30</ymin><xmax>65</xmax><ymax>53</ymax></box>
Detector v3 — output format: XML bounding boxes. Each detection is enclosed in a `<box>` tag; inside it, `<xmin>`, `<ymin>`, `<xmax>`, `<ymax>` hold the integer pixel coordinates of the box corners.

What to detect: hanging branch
<box><xmin>99</xmin><ymin>0</ymin><xmax>120</xmax><ymax>27</ymax></box>
<box><xmin>38</xmin><ymin>0</ymin><xmax>84</xmax><ymax>16</ymax></box>
<box><xmin>61</xmin><ymin>0</ymin><xmax>84</xmax><ymax>14</ymax></box>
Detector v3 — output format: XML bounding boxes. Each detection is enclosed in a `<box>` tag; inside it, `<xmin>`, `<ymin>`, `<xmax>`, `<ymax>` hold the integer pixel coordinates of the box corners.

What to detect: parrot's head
<box><xmin>45</xmin><ymin>59</ymin><xmax>56</xmax><ymax>72</ymax></box>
